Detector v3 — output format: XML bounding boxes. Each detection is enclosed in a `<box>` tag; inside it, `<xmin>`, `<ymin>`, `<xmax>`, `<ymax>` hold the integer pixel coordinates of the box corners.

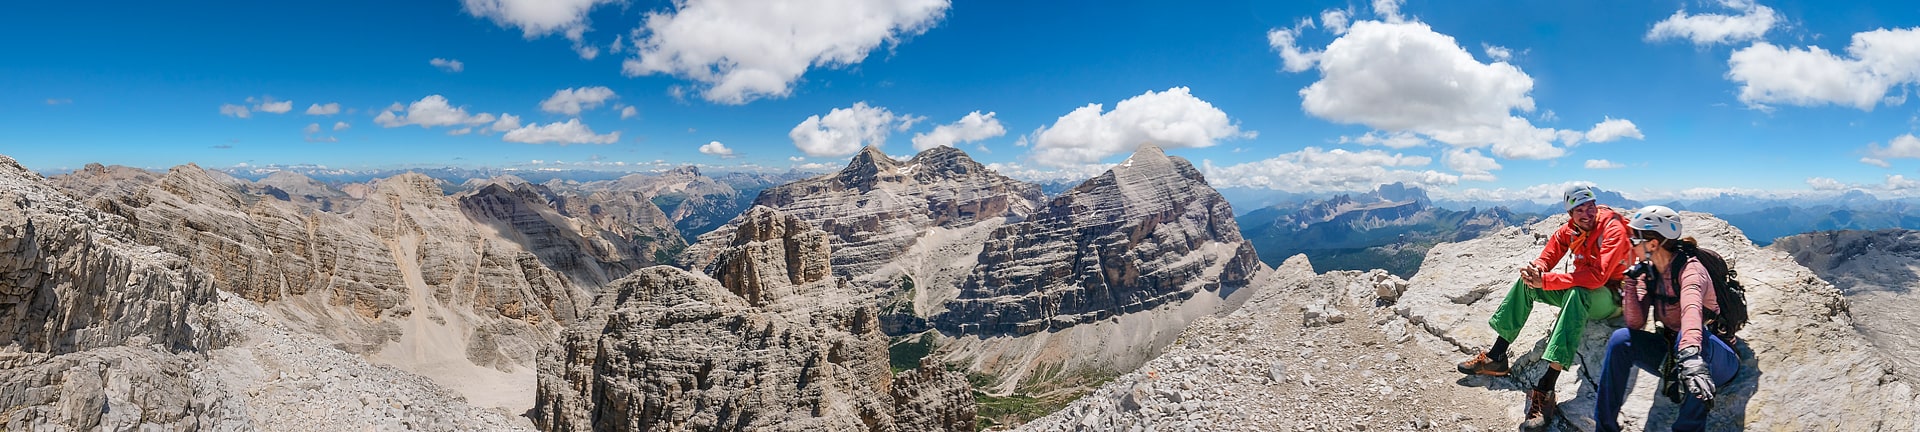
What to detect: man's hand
<box><xmin>1519</xmin><ymin>264</ymin><xmax>1543</xmax><ymax>288</ymax></box>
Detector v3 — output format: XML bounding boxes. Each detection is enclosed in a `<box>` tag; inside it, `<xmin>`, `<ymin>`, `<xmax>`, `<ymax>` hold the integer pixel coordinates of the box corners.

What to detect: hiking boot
<box><xmin>1456</xmin><ymin>351</ymin><xmax>1510</xmax><ymax>376</ymax></box>
<box><xmin>1520</xmin><ymin>388</ymin><xmax>1556</xmax><ymax>431</ymax></box>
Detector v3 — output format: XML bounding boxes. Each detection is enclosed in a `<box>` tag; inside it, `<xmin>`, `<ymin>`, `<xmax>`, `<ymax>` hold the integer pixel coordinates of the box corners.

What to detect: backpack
<box><xmin>1648</xmin><ymin>243</ymin><xmax>1750</xmax><ymax>342</ymax></box>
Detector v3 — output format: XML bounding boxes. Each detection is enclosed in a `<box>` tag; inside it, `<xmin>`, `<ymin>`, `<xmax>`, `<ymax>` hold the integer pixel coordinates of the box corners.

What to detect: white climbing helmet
<box><xmin>1562</xmin><ymin>185</ymin><xmax>1598</xmax><ymax>212</ymax></box>
<box><xmin>1629</xmin><ymin>205</ymin><xmax>1683</xmax><ymax>240</ymax></box>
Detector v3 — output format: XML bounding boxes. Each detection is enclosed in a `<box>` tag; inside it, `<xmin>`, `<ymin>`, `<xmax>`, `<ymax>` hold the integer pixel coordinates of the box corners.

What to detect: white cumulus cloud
<box><xmin>1866</xmin><ymin>133</ymin><xmax>1920</xmax><ymax>160</ymax></box>
<box><xmin>1321</xmin><ymin>8</ymin><xmax>1352</xmax><ymax>35</ymax></box>
<box><xmin>1582</xmin><ymin>117</ymin><xmax>1644</xmax><ymax>143</ymax></box>
<box><xmin>303</xmin><ymin>123</ymin><xmax>321</xmax><ymax>134</ymax></box>
<box><xmin>253</xmin><ymin>97</ymin><xmax>292</xmax><ymax>114</ymax></box>
<box><xmin>1585</xmin><ymin>159</ymin><xmax>1626</xmax><ymax>169</ymax></box>
<box><xmin>1292</xmin><ymin>19</ymin><xmax>1589</xmax><ymax>160</ymax></box>
<box><xmin>219</xmin><ymin>104</ymin><xmax>251</xmax><ymax>118</ymax></box>
<box><xmin>461</xmin><ymin>0</ymin><xmax>617</xmax><ymax>41</ymax></box>
<box><xmin>305</xmin><ymin>103</ymin><xmax>340</xmax><ymax>115</ymax></box>
<box><xmin>1483</xmin><ymin>44</ymin><xmax>1513</xmax><ymax>62</ymax></box>
<box><xmin>430</xmin><ymin>58</ymin><xmax>465</xmax><ymax>73</ymax></box>
<box><xmin>789</xmin><ymin>102</ymin><xmax>904</xmax><ymax>157</ymax></box>
<box><xmin>1862</xmin><ymin>157</ymin><xmax>1892</xmax><ymax>168</ymax></box>
<box><xmin>374</xmin><ymin>95</ymin><xmax>500</xmax><ymax>128</ymax></box>
<box><xmin>491</xmin><ymin>113</ymin><xmax>522</xmax><ymax>132</ymax></box>
<box><xmin>911</xmin><ymin>111</ymin><xmax>1005</xmax><ymax>151</ymax></box>
<box><xmin>1444</xmin><ymin>148</ymin><xmax>1501</xmax><ymax>182</ymax></box>
<box><xmin>620</xmin><ymin>105</ymin><xmax>638</xmax><ymax>119</ymax></box>
<box><xmin>1727</xmin><ymin>28</ymin><xmax>1920</xmax><ymax>111</ymax></box>
<box><xmin>1201</xmin><ymin>147</ymin><xmax>1456</xmax><ymax>193</ymax></box>
<box><xmin>699</xmin><ymin>141</ymin><xmax>735</xmax><ymax>157</ymax></box>
<box><xmin>1646</xmin><ymin>0</ymin><xmax>1779</xmax><ymax>46</ymax></box>
<box><xmin>333</xmin><ymin>121</ymin><xmax>351</xmax><ymax>131</ymax></box>
<box><xmin>1341</xmin><ymin>131</ymin><xmax>1428</xmax><ymax>149</ymax></box>
<box><xmin>1029</xmin><ymin>87</ymin><xmax>1252</xmax><ymax>167</ymax></box>
<box><xmin>502</xmin><ymin>119</ymin><xmax>620</xmax><ymax>144</ymax></box>
<box><xmin>621</xmin><ymin>0</ymin><xmax>951</xmax><ymax>104</ymax></box>
<box><xmin>539</xmin><ymin>86</ymin><xmax>617</xmax><ymax>115</ymax></box>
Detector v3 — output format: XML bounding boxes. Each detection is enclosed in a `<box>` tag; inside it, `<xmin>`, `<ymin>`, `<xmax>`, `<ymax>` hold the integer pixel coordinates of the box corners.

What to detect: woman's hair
<box><xmin>1660</xmin><ymin>235</ymin><xmax>1700</xmax><ymax>252</ymax></box>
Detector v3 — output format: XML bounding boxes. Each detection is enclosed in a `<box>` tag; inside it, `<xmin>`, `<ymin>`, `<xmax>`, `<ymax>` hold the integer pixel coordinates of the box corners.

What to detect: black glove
<box><xmin>1676</xmin><ymin>346</ymin><xmax>1715</xmax><ymax>402</ymax></box>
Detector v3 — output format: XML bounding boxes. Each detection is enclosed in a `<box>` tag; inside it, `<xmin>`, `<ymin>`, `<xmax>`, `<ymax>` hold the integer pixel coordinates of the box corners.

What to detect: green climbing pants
<box><xmin>1488</xmin><ymin>278</ymin><xmax>1621</xmax><ymax>366</ymax></box>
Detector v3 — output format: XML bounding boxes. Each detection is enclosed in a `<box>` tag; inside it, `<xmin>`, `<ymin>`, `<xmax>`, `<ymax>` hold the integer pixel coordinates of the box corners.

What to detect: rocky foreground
<box><xmin>0</xmin><ymin>155</ymin><xmax>528</xmax><ymax>430</ymax></box>
<box><xmin>1025</xmin><ymin>213</ymin><xmax>1919</xmax><ymax>431</ymax></box>
<box><xmin>1771</xmin><ymin>229</ymin><xmax>1920</xmax><ymax>387</ymax></box>
<box><xmin>7</xmin><ymin>144</ymin><xmax>1917</xmax><ymax>430</ymax></box>
<box><xmin>534</xmin><ymin>207</ymin><xmax>975</xmax><ymax>431</ymax></box>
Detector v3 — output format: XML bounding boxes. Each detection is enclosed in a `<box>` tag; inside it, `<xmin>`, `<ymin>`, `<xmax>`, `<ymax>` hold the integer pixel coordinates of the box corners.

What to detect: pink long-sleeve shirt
<box><xmin>1622</xmin><ymin>256</ymin><xmax>1719</xmax><ymax>350</ymax></box>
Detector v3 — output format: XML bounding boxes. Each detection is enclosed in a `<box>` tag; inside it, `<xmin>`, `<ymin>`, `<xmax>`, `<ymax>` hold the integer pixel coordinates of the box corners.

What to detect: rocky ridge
<box><xmin>0</xmin><ymin>155</ymin><xmax>526</xmax><ymax>430</ymax></box>
<box><xmin>1026</xmin><ymin>212</ymin><xmax>1919</xmax><ymax>431</ymax></box>
<box><xmin>1770</xmin><ymin>229</ymin><xmax>1920</xmax><ymax>386</ymax></box>
<box><xmin>684</xmin><ymin>145</ymin><xmax>1045</xmax><ymax>299</ymax></box>
<box><xmin>40</xmin><ymin>163</ymin><xmax>643</xmax><ymax>414</ymax></box>
<box><xmin>682</xmin><ymin>145</ymin><xmax>1265</xmax><ymax>399</ymax></box>
<box><xmin>939</xmin><ymin>145</ymin><xmax>1261</xmax><ymax>336</ymax></box>
<box><xmin>534</xmin><ymin>207</ymin><xmax>974</xmax><ymax>431</ymax></box>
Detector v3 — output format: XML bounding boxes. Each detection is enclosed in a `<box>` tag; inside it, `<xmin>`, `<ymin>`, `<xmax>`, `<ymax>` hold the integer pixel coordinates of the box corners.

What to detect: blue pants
<box><xmin>1594</xmin><ymin>328</ymin><xmax>1740</xmax><ymax>432</ymax></box>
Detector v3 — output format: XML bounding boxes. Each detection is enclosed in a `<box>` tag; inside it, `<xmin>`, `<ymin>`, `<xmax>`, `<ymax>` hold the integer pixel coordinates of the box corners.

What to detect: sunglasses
<box><xmin>1631</xmin><ymin>230</ymin><xmax>1654</xmax><ymax>246</ymax></box>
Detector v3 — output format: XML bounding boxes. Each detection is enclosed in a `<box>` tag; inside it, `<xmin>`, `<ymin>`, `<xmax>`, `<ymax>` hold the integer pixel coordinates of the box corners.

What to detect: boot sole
<box><xmin>1455</xmin><ymin>365</ymin><xmax>1510</xmax><ymax>376</ymax></box>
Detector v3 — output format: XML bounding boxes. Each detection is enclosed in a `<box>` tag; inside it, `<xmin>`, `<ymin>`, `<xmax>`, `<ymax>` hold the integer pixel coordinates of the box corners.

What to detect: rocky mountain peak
<box><xmin>904</xmin><ymin>145</ymin><xmax>991</xmax><ymax>179</ymax></box>
<box><xmin>155</xmin><ymin>163</ymin><xmax>247</xmax><ymax>208</ymax></box>
<box><xmin>535</xmin><ymin>262</ymin><xmax>975</xmax><ymax>431</ymax></box>
<box><xmin>369</xmin><ymin>172</ymin><xmax>447</xmax><ymax>202</ymax></box>
<box><xmin>706</xmin><ymin>206</ymin><xmax>834</xmax><ymax>306</ymax></box>
<box><xmin>665</xmin><ymin>165</ymin><xmax>701</xmax><ymax>177</ymax></box>
<box><xmin>835</xmin><ymin>145</ymin><xmax>906</xmax><ymax>190</ymax></box>
<box><xmin>257</xmin><ymin>170</ymin><xmax>348</xmax><ymax>203</ymax></box>
<box><xmin>1370</xmin><ymin>182</ymin><xmax>1430</xmax><ymax>205</ymax></box>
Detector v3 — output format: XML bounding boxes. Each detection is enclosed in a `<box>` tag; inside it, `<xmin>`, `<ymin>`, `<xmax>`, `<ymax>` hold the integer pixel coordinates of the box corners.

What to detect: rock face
<box><xmin>1019</xmin><ymin>256</ymin><xmax>1515</xmax><ymax>431</ymax></box>
<box><xmin>43</xmin><ymin>164</ymin><xmax>610</xmax><ymax>414</ymax></box>
<box><xmin>255</xmin><ymin>170</ymin><xmax>355</xmax><ymax>212</ymax></box>
<box><xmin>688</xmin><ymin>145</ymin><xmax>1044</xmax><ymax>288</ymax></box>
<box><xmin>574</xmin><ymin>166</ymin><xmax>754</xmax><ymax>241</ymax></box>
<box><xmin>938</xmin><ymin>146</ymin><xmax>1262</xmax><ymax>336</ymax></box>
<box><xmin>700</xmin><ymin>206</ymin><xmax>834</xmax><ymax>306</ymax></box>
<box><xmin>1025</xmin><ymin>212</ymin><xmax>1920</xmax><ymax>431</ymax></box>
<box><xmin>1396</xmin><ymin>213</ymin><xmax>1918</xmax><ymax>430</ymax></box>
<box><xmin>1771</xmin><ymin>229</ymin><xmax>1920</xmax><ymax>386</ymax></box>
<box><xmin>458</xmin><ymin>177</ymin><xmax>685</xmax><ymax>287</ymax></box>
<box><xmin>684</xmin><ymin>145</ymin><xmax>1264</xmax><ymax>398</ymax></box>
<box><xmin>1</xmin><ymin>155</ymin><xmax>528</xmax><ymax>431</ymax></box>
<box><xmin>535</xmin><ymin>208</ymin><xmax>974</xmax><ymax>431</ymax></box>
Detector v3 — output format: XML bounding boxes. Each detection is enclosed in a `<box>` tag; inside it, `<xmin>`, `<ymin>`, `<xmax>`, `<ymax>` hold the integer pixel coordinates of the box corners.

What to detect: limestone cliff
<box><xmin>685</xmin><ymin>145</ymin><xmax>1044</xmax><ymax>293</ymax></box>
<box><xmin>535</xmin><ymin>208</ymin><xmax>974</xmax><ymax>431</ymax></box>
<box><xmin>937</xmin><ymin>145</ymin><xmax>1262</xmax><ymax>336</ymax></box>
<box><xmin>1</xmin><ymin>155</ymin><xmax>526</xmax><ymax>430</ymax></box>
<box><xmin>1771</xmin><ymin>229</ymin><xmax>1920</xmax><ymax>387</ymax></box>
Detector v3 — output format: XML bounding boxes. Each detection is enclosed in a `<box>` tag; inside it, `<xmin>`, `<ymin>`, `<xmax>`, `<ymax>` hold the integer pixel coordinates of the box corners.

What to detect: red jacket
<box><xmin>1531</xmin><ymin>205</ymin><xmax>1633</xmax><ymax>291</ymax></box>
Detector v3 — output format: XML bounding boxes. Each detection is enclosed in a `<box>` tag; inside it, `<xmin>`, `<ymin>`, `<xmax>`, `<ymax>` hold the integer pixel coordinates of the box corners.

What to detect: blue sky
<box><xmin>6</xmin><ymin>0</ymin><xmax>1920</xmax><ymax>201</ymax></box>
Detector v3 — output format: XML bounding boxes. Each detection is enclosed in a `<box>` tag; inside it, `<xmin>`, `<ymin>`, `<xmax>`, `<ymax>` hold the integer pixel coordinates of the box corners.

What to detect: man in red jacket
<box><xmin>1455</xmin><ymin>185</ymin><xmax>1630</xmax><ymax>431</ymax></box>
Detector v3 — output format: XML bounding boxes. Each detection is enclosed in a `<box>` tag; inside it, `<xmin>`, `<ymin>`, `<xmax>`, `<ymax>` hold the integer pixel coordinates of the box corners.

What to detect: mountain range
<box><xmin>3</xmin><ymin>146</ymin><xmax>1917</xmax><ymax>431</ymax></box>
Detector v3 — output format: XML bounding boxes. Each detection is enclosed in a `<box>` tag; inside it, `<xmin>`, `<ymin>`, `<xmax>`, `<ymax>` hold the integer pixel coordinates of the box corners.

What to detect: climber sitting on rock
<box><xmin>1455</xmin><ymin>185</ymin><xmax>1629</xmax><ymax>431</ymax></box>
<box><xmin>1593</xmin><ymin>205</ymin><xmax>1740</xmax><ymax>432</ymax></box>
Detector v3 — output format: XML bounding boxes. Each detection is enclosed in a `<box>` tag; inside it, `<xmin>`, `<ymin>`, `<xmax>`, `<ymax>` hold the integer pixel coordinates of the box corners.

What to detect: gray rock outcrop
<box><xmin>1771</xmin><ymin>229</ymin><xmax>1920</xmax><ymax>386</ymax></box>
<box><xmin>2</xmin><ymin>155</ymin><xmax>529</xmax><ymax>431</ymax></box>
<box><xmin>684</xmin><ymin>145</ymin><xmax>1044</xmax><ymax>290</ymax></box>
<box><xmin>535</xmin><ymin>208</ymin><xmax>974</xmax><ymax>431</ymax></box>
<box><xmin>1028</xmin><ymin>212</ymin><xmax>1919</xmax><ymax>430</ymax></box>
<box><xmin>937</xmin><ymin>145</ymin><xmax>1262</xmax><ymax>336</ymax></box>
